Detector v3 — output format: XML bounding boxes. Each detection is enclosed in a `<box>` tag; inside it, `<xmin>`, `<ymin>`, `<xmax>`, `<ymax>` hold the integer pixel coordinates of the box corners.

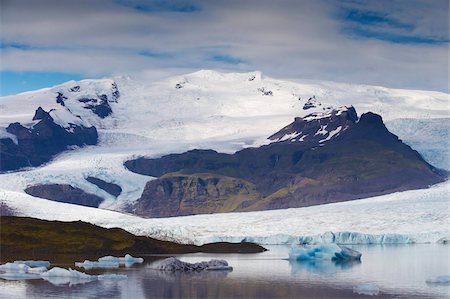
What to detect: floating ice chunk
<box><xmin>288</xmin><ymin>244</ymin><xmax>361</xmax><ymax>261</ymax></box>
<box><xmin>27</xmin><ymin>266</ymin><xmax>48</xmax><ymax>274</ymax></box>
<box><xmin>124</xmin><ymin>254</ymin><xmax>144</xmax><ymax>264</ymax></box>
<box><xmin>0</xmin><ymin>262</ymin><xmax>30</xmax><ymax>273</ymax></box>
<box><xmin>41</xmin><ymin>267</ymin><xmax>95</xmax><ymax>285</ymax></box>
<box><xmin>426</xmin><ymin>275</ymin><xmax>450</xmax><ymax>284</ymax></box>
<box><xmin>41</xmin><ymin>267</ymin><xmax>93</xmax><ymax>280</ymax></box>
<box><xmin>97</xmin><ymin>274</ymin><xmax>128</xmax><ymax>280</ymax></box>
<box><xmin>153</xmin><ymin>257</ymin><xmax>232</xmax><ymax>272</ymax></box>
<box><xmin>97</xmin><ymin>254</ymin><xmax>144</xmax><ymax>265</ymax></box>
<box><xmin>14</xmin><ymin>260</ymin><xmax>50</xmax><ymax>268</ymax></box>
<box><xmin>353</xmin><ymin>283</ymin><xmax>380</xmax><ymax>296</ymax></box>
<box><xmin>98</xmin><ymin>256</ymin><xmax>120</xmax><ymax>263</ymax></box>
<box><xmin>75</xmin><ymin>260</ymin><xmax>119</xmax><ymax>270</ymax></box>
<box><xmin>0</xmin><ymin>272</ymin><xmax>41</xmax><ymax>280</ymax></box>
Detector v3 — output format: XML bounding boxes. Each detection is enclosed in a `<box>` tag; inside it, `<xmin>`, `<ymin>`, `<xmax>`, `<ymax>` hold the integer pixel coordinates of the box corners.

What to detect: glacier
<box><xmin>0</xmin><ymin>180</ymin><xmax>448</xmax><ymax>246</ymax></box>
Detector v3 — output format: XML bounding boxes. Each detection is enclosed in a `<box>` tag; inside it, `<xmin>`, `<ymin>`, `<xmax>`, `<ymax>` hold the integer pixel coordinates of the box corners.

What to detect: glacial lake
<box><xmin>0</xmin><ymin>244</ymin><xmax>449</xmax><ymax>298</ymax></box>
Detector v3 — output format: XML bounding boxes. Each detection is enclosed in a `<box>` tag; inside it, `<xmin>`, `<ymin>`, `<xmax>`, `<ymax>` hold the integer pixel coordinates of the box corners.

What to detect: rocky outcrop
<box><xmin>133</xmin><ymin>173</ymin><xmax>258</xmax><ymax>217</ymax></box>
<box><xmin>24</xmin><ymin>184</ymin><xmax>104</xmax><ymax>208</ymax></box>
<box><xmin>0</xmin><ymin>216</ymin><xmax>266</xmax><ymax>255</ymax></box>
<box><xmin>77</xmin><ymin>94</ymin><xmax>112</xmax><ymax>118</ymax></box>
<box><xmin>86</xmin><ymin>176</ymin><xmax>122</xmax><ymax>197</ymax></box>
<box><xmin>0</xmin><ymin>107</ymin><xmax>98</xmax><ymax>172</ymax></box>
<box><xmin>268</xmin><ymin>106</ymin><xmax>358</xmax><ymax>144</ymax></box>
<box><xmin>126</xmin><ymin>108</ymin><xmax>447</xmax><ymax>217</ymax></box>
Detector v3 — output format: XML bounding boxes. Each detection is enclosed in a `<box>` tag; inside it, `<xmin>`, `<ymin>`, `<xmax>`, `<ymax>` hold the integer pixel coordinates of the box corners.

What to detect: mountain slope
<box><xmin>125</xmin><ymin>107</ymin><xmax>445</xmax><ymax>217</ymax></box>
<box><xmin>0</xmin><ymin>70</ymin><xmax>448</xmax><ymax>213</ymax></box>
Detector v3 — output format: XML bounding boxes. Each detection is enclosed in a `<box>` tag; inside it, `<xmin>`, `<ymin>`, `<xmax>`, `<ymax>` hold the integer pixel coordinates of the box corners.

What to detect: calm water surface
<box><xmin>0</xmin><ymin>244</ymin><xmax>449</xmax><ymax>298</ymax></box>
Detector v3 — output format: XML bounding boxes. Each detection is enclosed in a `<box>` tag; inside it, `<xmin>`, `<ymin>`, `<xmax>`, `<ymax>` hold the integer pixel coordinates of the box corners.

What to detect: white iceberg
<box><xmin>288</xmin><ymin>244</ymin><xmax>361</xmax><ymax>261</ymax></box>
<box><xmin>0</xmin><ymin>261</ymin><xmax>47</xmax><ymax>278</ymax></box>
<box><xmin>27</xmin><ymin>266</ymin><xmax>48</xmax><ymax>274</ymax></box>
<box><xmin>0</xmin><ymin>272</ymin><xmax>41</xmax><ymax>280</ymax></box>
<box><xmin>97</xmin><ymin>254</ymin><xmax>144</xmax><ymax>265</ymax></box>
<box><xmin>426</xmin><ymin>275</ymin><xmax>450</xmax><ymax>284</ymax></box>
<box><xmin>0</xmin><ymin>262</ymin><xmax>30</xmax><ymax>273</ymax></box>
<box><xmin>153</xmin><ymin>257</ymin><xmax>232</xmax><ymax>272</ymax></box>
<box><xmin>41</xmin><ymin>267</ymin><xmax>94</xmax><ymax>279</ymax></box>
<box><xmin>75</xmin><ymin>260</ymin><xmax>119</xmax><ymax>270</ymax></box>
<box><xmin>13</xmin><ymin>260</ymin><xmax>50</xmax><ymax>268</ymax></box>
<box><xmin>40</xmin><ymin>267</ymin><xmax>96</xmax><ymax>286</ymax></box>
<box><xmin>353</xmin><ymin>283</ymin><xmax>380</xmax><ymax>296</ymax></box>
<box><xmin>124</xmin><ymin>254</ymin><xmax>144</xmax><ymax>264</ymax></box>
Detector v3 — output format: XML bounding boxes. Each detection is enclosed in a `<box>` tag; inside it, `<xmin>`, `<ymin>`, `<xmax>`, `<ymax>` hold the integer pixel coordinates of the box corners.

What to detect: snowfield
<box><xmin>0</xmin><ymin>70</ymin><xmax>449</xmax><ymax>210</ymax></box>
<box><xmin>1</xmin><ymin>180</ymin><xmax>448</xmax><ymax>245</ymax></box>
<box><xmin>0</xmin><ymin>70</ymin><xmax>449</xmax><ymax>244</ymax></box>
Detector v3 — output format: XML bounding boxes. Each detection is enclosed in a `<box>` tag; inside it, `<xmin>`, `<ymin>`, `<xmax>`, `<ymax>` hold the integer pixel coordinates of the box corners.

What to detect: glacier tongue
<box><xmin>202</xmin><ymin>231</ymin><xmax>444</xmax><ymax>245</ymax></box>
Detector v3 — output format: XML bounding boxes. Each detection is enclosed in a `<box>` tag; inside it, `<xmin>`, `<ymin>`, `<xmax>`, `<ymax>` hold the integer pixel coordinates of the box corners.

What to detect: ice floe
<box><xmin>288</xmin><ymin>244</ymin><xmax>361</xmax><ymax>262</ymax></box>
<box><xmin>152</xmin><ymin>257</ymin><xmax>232</xmax><ymax>272</ymax></box>
<box><xmin>0</xmin><ymin>260</ymin><xmax>128</xmax><ymax>285</ymax></box>
<box><xmin>75</xmin><ymin>260</ymin><xmax>119</xmax><ymax>270</ymax></box>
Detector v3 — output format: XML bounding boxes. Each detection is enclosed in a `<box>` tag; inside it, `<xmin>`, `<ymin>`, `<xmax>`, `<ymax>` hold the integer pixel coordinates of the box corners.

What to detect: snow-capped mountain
<box><xmin>0</xmin><ymin>70</ymin><xmax>448</xmax><ymax>214</ymax></box>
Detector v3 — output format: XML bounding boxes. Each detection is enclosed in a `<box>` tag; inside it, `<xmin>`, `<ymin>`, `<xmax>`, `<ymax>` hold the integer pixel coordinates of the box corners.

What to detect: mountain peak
<box><xmin>268</xmin><ymin>106</ymin><xmax>358</xmax><ymax>145</ymax></box>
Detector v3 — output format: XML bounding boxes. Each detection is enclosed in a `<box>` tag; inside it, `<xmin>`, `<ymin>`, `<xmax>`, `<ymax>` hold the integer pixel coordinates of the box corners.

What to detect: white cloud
<box><xmin>0</xmin><ymin>0</ymin><xmax>448</xmax><ymax>91</ymax></box>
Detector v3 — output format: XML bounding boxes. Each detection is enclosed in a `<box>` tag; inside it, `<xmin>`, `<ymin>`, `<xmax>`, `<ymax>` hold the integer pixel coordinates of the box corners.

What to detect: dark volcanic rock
<box><xmin>126</xmin><ymin>108</ymin><xmax>446</xmax><ymax>217</ymax></box>
<box><xmin>134</xmin><ymin>173</ymin><xmax>258</xmax><ymax>217</ymax></box>
<box><xmin>24</xmin><ymin>184</ymin><xmax>104</xmax><ymax>208</ymax></box>
<box><xmin>0</xmin><ymin>107</ymin><xmax>98</xmax><ymax>172</ymax></box>
<box><xmin>86</xmin><ymin>176</ymin><xmax>122</xmax><ymax>197</ymax></box>
<box><xmin>78</xmin><ymin>94</ymin><xmax>112</xmax><ymax>118</ymax></box>
<box><xmin>268</xmin><ymin>106</ymin><xmax>358</xmax><ymax>144</ymax></box>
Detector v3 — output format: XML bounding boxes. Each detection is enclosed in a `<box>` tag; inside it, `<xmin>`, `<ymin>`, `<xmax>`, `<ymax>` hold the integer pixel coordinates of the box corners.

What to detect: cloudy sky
<box><xmin>1</xmin><ymin>0</ymin><xmax>449</xmax><ymax>95</ymax></box>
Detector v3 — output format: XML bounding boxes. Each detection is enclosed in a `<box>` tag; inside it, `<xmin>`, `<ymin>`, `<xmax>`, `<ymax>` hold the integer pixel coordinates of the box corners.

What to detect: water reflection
<box><xmin>289</xmin><ymin>259</ymin><xmax>361</xmax><ymax>275</ymax></box>
<box><xmin>146</xmin><ymin>267</ymin><xmax>230</xmax><ymax>282</ymax></box>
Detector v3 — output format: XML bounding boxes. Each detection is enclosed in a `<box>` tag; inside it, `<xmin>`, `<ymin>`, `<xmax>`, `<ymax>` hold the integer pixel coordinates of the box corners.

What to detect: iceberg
<box><xmin>27</xmin><ymin>266</ymin><xmax>48</xmax><ymax>274</ymax></box>
<box><xmin>0</xmin><ymin>272</ymin><xmax>41</xmax><ymax>280</ymax></box>
<box><xmin>41</xmin><ymin>267</ymin><xmax>94</xmax><ymax>279</ymax></box>
<box><xmin>13</xmin><ymin>260</ymin><xmax>50</xmax><ymax>268</ymax></box>
<box><xmin>288</xmin><ymin>244</ymin><xmax>361</xmax><ymax>262</ymax></box>
<box><xmin>97</xmin><ymin>254</ymin><xmax>144</xmax><ymax>266</ymax></box>
<box><xmin>152</xmin><ymin>257</ymin><xmax>233</xmax><ymax>272</ymax></box>
<box><xmin>353</xmin><ymin>283</ymin><xmax>380</xmax><ymax>296</ymax></box>
<box><xmin>75</xmin><ymin>260</ymin><xmax>119</xmax><ymax>270</ymax></box>
<box><xmin>40</xmin><ymin>267</ymin><xmax>96</xmax><ymax>286</ymax></box>
<box><xmin>0</xmin><ymin>262</ymin><xmax>30</xmax><ymax>273</ymax></box>
<box><xmin>426</xmin><ymin>275</ymin><xmax>450</xmax><ymax>284</ymax></box>
<box><xmin>124</xmin><ymin>254</ymin><xmax>144</xmax><ymax>264</ymax></box>
<box><xmin>0</xmin><ymin>262</ymin><xmax>47</xmax><ymax>277</ymax></box>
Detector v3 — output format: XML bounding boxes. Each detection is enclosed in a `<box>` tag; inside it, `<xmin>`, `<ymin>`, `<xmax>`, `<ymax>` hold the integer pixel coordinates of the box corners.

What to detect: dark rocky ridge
<box><xmin>125</xmin><ymin>108</ymin><xmax>446</xmax><ymax>217</ymax></box>
<box><xmin>0</xmin><ymin>216</ymin><xmax>266</xmax><ymax>255</ymax></box>
<box><xmin>0</xmin><ymin>107</ymin><xmax>98</xmax><ymax>172</ymax></box>
<box><xmin>86</xmin><ymin>176</ymin><xmax>122</xmax><ymax>197</ymax></box>
<box><xmin>25</xmin><ymin>184</ymin><xmax>105</xmax><ymax>208</ymax></box>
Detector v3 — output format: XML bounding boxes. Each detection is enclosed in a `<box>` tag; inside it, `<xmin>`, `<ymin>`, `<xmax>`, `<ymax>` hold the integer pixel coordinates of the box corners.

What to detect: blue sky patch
<box><xmin>209</xmin><ymin>54</ymin><xmax>245</xmax><ymax>65</ymax></box>
<box><xmin>0</xmin><ymin>71</ymin><xmax>87</xmax><ymax>96</ymax></box>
